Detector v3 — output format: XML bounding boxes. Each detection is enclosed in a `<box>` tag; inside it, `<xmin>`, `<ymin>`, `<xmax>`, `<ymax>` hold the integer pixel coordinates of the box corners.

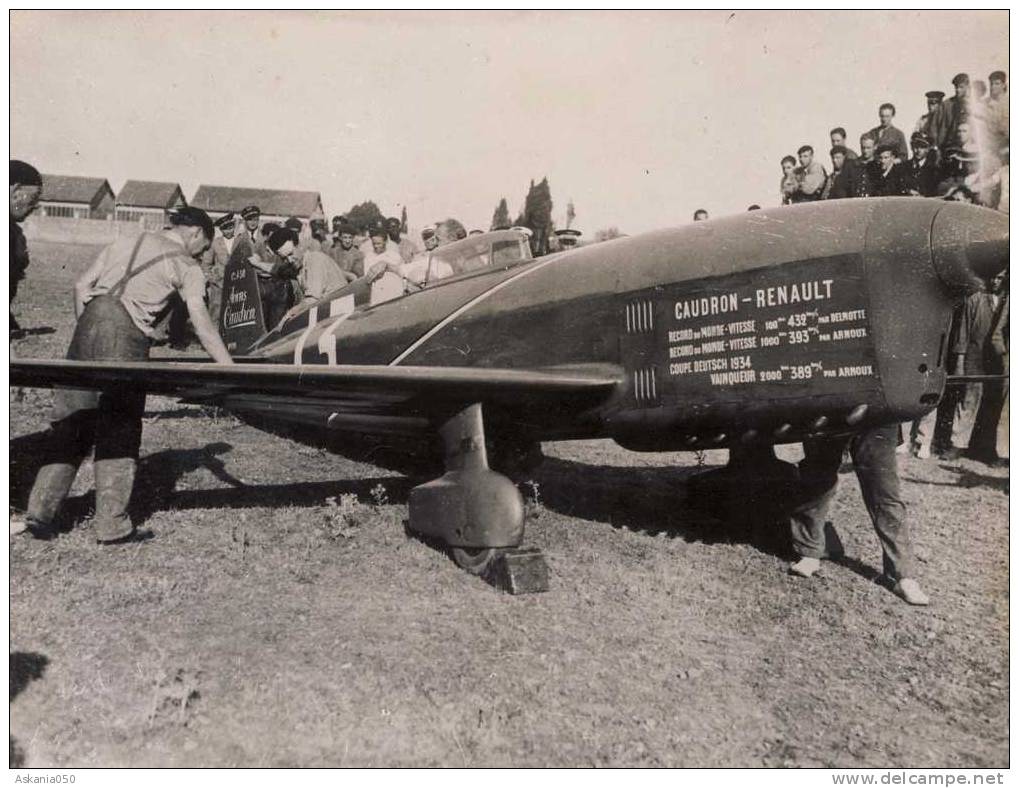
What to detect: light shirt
<box><xmin>299</xmin><ymin>250</ymin><xmax>348</xmax><ymax>301</ymax></box>
<box><xmin>400</xmin><ymin>253</ymin><xmax>455</xmax><ymax>286</ymax></box>
<box><xmin>91</xmin><ymin>231</ymin><xmax>206</xmax><ymax>337</ymax></box>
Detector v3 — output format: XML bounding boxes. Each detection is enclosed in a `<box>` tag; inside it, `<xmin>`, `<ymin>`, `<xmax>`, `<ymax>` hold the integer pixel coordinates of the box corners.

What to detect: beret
<box><xmin>10</xmin><ymin>160</ymin><xmax>41</xmax><ymax>187</ymax></box>
<box><xmin>169</xmin><ymin>207</ymin><xmax>215</xmax><ymax>240</ymax></box>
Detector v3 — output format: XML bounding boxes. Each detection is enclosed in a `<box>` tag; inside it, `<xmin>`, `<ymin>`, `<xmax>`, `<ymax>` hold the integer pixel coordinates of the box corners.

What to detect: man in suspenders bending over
<box><xmin>16</xmin><ymin>207</ymin><xmax>234</xmax><ymax>544</ymax></box>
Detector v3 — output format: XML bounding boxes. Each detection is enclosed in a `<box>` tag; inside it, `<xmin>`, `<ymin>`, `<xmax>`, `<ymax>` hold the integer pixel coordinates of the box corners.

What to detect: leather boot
<box><xmin>93</xmin><ymin>457</ymin><xmax>136</xmax><ymax>543</ymax></box>
<box><xmin>24</xmin><ymin>463</ymin><xmax>79</xmax><ymax>539</ymax></box>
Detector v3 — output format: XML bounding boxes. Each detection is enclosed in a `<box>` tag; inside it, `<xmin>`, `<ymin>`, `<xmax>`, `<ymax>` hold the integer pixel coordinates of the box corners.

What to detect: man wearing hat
<box><xmin>203</xmin><ymin>212</ymin><xmax>239</xmax><ymax>327</ymax></box>
<box><xmin>907</xmin><ymin>133</ymin><xmax>940</xmax><ymax>197</ymax></box>
<box><xmin>421</xmin><ymin>226</ymin><xmax>439</xmax><ymax>252</ymax></box>
<box><xmin>14</xmin><ymin>207</ymin><xmax>233</xmax><ymax>544</ymax></box>
<box><xmin>329</xmin><ymin>221</ymin><xmax>365</xmax><ymax>277</ymax></box>
<box><xmin>385</xmin><ymin>216</ymin><xmax>417</xmax><ymax>264</ymax></box>
<box><xmin>914</xmin><ymin>91</ymin><xmax>946</xmax><ymax>153</ymax></box>
<box><xmin>10</xmin><ymin>159</ymin><xmax>42</xmax><ymax>334</ymax></box>
<box><xmin>934</xmin><ymin>74</ymin><xmax>971</xmax><ymax>155</ymax></box>
<box><xmin>236</xmin><ymin>205</ymin><xmax>267</xmax><ymax>260</ymax></box>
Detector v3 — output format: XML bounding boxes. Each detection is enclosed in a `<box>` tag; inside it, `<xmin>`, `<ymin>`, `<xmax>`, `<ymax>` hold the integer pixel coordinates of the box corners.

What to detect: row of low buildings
<box><xmin>34</xmin><ymin>175</ymin><xmax>325</xmax><ymax>228</ymax></box>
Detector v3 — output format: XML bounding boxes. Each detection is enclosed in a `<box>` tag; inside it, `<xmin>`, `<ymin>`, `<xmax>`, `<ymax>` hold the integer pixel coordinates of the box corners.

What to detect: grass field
<box><xmin>8</xmin><ymin>241</ymin><xmax>1009</xmax><ymax>767</ymax></box>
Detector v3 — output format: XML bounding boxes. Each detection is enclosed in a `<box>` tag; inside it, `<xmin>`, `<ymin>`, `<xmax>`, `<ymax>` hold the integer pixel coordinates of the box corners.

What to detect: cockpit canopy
<box><xmin>427</xmin><ymin>229</ymin><xmax>533</xmax><ymax>275</ymax></box>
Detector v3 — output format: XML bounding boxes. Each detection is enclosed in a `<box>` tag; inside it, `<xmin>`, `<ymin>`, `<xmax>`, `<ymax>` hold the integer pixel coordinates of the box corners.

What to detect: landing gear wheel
<box><xmin>451</xmin><ymin>546</ymin><xmax>498</xmax><ymax>575</ymax></box>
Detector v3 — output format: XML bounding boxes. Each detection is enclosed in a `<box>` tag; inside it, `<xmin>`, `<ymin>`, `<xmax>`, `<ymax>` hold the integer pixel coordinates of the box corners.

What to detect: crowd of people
<box><xmin>169</xmin><ymin>209</ymin><xmax>470</xmax><ymax>342</ymax></box>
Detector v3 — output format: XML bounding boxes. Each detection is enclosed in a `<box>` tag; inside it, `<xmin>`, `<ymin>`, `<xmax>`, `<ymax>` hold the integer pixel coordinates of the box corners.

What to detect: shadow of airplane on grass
<box><xmin>10</xmin><ymin>652</ymin><xmax>49</xmax><ymax>768</ymax></box>
<box><xmin>11</xmin><ymin>431</ymin><xmax>895</xmax><ymax>584</ymax></box>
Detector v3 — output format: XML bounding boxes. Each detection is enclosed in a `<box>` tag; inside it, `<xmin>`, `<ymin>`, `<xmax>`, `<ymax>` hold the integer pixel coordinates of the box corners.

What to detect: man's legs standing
<box><xmin>788</xmin><ymin>434</ymin><xmax>849</xmax><ymax>576</ymax></box>
<box><xmin>849</xmin><ymin>425</ymin><xmax>928</xmax><ymax>604</ymax></box>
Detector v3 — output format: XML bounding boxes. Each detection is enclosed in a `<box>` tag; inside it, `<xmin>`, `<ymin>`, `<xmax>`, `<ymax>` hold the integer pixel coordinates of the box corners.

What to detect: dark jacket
<box><xmin>908</xmin><ymin>154</ymin><xmax>941</xmax><ymax>197</ymax></box>
<box><xmin>871</xmin><ymin>162</ymin><xmax>913</xmax><ymax>197</ymax></box>
<box><xmin>825</xmin><ymin>160</ymin><xmax>867</xmax><ymax>200</ymax></box>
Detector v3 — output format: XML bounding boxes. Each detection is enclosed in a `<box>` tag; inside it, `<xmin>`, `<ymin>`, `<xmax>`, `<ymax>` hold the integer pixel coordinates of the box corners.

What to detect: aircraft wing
<box><xmin>10</xmin><ymin>359</ymin><xmax>623</xmax><ymax>408</ymax></box>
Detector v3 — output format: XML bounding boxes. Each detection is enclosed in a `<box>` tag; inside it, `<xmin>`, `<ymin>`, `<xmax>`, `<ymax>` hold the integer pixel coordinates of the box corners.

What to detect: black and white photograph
<box><xmin>8</xmin><ymin>9</ymin><xmax>1009</xmax><ymax>772</ymax></box>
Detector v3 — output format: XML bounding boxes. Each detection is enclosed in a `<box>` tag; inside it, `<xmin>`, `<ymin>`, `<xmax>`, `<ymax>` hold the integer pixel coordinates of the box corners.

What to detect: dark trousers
<box><xmin>26</xmin><ymin>296</ymin><xmax>149</xmax><ymax>533</ymax></box>
<box><xmin>790</xmin><ymin>425</ymin><xmax>915</xmax><ymax>580</ymax></box>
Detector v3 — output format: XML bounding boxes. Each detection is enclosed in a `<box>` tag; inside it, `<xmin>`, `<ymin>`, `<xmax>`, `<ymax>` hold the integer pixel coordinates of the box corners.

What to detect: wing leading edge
<box><xmin>10</xmin><ymin>359</ymin><xmax>624</xmax><ymax>407</ymax></box>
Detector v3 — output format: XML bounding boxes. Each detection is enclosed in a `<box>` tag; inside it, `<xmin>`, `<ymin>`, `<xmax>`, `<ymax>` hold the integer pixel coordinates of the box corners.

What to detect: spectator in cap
<box><xmin>794</xmin><ymin>145</ymin><xmax>827</xmax><ymax>201</ymax></box>
<box><xmin>871</xmin><ymin>144</ymin><xmax>912</xmax><ymax>196</ymax></box>
<box><xmin>10</xmin><ymin>159</ymin><xmax>42</xmax><ymax>334</ymax></box>
<box><xmin>693</xmin><ymin>209</ymin><xmax>709</xmax><ymax>221</ymax></box>
<box><xmin>421</xmin><ymin>226</ymin><xmax>439</xmax><ymax>252</ymax></box>
<box><xmin>14</xmin><ymin>204</ymin><xmax>232</xmax><ymax>544</ymax></box>
<box><xmin>934</xmin><ymin>74</ymin><xmax>970</xmax><ymax>154</ymax></box>
<box><xmin>914</xmin><ymin>91</ymin><xmax>946</xmax><ymax>154</ymax></box>
<box><xmin>202</xmin><ymin>212</ymin><xmax>240</xmax><ymax>327</ymax></box>
<box><xmin>866</xmin><ymin>103</ymin><xmax>909</xmax><ymax>162</ymax></box>
<box><xmin>823</xmin><ymin>146</ymin><xmax>866</xmax><ymax>200</ymax></box>
<box><xmin>779</xmin><ymin>155</ymin><xmax>799</xmax><ymax>204</ymax></box>
<box><xmin>907</xmin><ymin>133</ymin><xmax>940</xmax><ymax>197</ymax></box>
<box><xmin>329</xmin><ymin>221</ymin><xmax>365</xmax><ymax>277</ymax></box>
<box><xmin>235</xmin><ymin>205</ymin><xmax>269</xmax><ymax>264</ymax></box>
<box><xmin>385</xmin><ymin>216</ymin><xmax>417</xmax><ymax>264</ymax></box>
<box><xmin>829</xmin><ymin>128</ymin><xmax>859</xmax><ymax>160</ymax></box>
<box><xmin>269</xmin><ymin>228</ymin><xmax>354</xmax><ymax>324</ymax></box>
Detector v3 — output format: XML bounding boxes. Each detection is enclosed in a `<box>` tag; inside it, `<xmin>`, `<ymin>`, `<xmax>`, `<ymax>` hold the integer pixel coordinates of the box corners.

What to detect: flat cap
<box><xmin>240</xmin><ymin>205</ymin><xmax>261</xmax><ymax>220</ymax></box>
<box><xmin>284</xmin><ymin>217</ymin><xmax>303</xmax><ymax>232</ymax></box>
<box><xmin>875</xmin><ymin>143</ymin><xmax>897</xmax><ymax>156</ymax></box>
<box><xmin>925</xmin><ymin>90</ymin><xmax>945</xmax><ymax>100</ymax></box>
<box><xmin>10</xmin><ymin>160</ymin><xmax>41</xmax><ymax>187</ymax></box>
<box><xmin>169</xmin><ymin>206</ymin><xmax>215</xmax><ymax>240</ymax></box>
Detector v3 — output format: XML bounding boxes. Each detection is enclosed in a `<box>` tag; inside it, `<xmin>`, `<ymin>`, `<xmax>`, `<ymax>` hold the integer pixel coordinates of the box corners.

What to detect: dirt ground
<box><xmin>9</xmin><ymin>242</ymin><xmax>1009</xmax><ymax>767</ymax></box>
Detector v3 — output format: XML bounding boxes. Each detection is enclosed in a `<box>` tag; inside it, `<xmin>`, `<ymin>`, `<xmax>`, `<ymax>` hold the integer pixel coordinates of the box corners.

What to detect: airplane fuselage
<box><xmin>220</xmin><ymin>198</ymin><xmax>1005</xmax><ymax>453</ymax></box>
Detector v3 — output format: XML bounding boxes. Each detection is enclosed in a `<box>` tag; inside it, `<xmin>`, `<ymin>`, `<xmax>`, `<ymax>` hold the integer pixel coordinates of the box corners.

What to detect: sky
<box><xmin>9</xmin><ymin>10</ymin><xmax>1009</xmax><ymax>237</ymax></box>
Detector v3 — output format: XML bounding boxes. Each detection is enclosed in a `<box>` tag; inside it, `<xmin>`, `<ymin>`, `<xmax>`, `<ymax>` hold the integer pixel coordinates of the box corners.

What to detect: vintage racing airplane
<box><xmin>11</xmin><ymin>198</ymin><xmax>1008</xmax><ymax>591</ymax></box>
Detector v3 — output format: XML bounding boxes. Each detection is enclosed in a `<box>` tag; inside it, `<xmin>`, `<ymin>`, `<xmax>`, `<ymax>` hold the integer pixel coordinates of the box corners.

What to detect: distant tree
<box><xmin>400</xmin><ymin>206</ymin><xmax>408</xmax><ymax>234</ymax></box>
<box><xmin>491</xmin><ymin>197</ymin><xmax>511</xmax><ymax>230</ymax></box>
<box><xmin>594</xmin><ymin>227</ymin><xmax>623</xmax><ymax>242</ymax></box>
<box><xmin>344</xmin><ymin>201</ymin><xmax>385</xmax><ymax>234</ymax></box>
<box><xmin>520</xmin><ymin>177</ymin><xmax>554</xmax><ymax>255</ymax></box>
